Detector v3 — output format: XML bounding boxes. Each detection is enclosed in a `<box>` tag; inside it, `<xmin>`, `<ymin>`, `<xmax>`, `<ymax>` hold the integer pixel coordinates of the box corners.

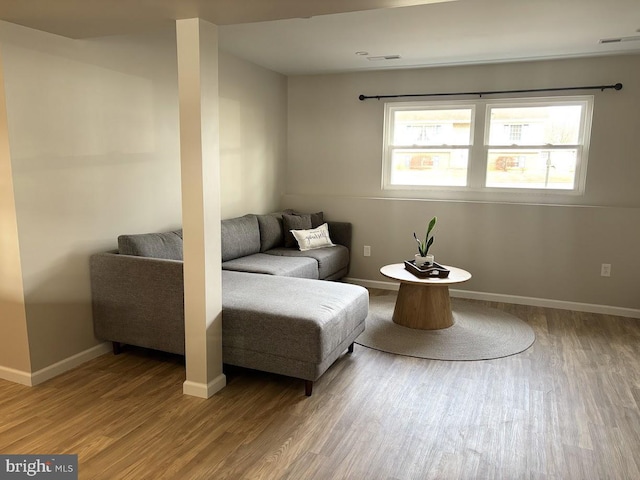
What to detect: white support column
<box><xmin>176</xmin><ymin>18</ymin><xmax>225</xmax><ymax>398</ymax></box>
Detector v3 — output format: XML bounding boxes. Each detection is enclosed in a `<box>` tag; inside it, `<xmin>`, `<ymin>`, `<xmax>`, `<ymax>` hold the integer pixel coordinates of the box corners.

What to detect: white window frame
<box><xmin>382</xmin><ymin>95</ymin><xmax>594</xmax><ymax>200</ymax></box>
<box><xmin>382</xmin><ymin>100</ymin><xmax>475</xmax><ymax>191</ymax></box>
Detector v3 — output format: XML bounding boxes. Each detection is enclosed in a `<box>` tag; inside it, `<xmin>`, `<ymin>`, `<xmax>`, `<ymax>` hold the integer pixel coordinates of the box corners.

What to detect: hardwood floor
<box><xmin>1</xmin><ymin>291</ymin><xmax>639</xmax><ymax>479</ymax></box>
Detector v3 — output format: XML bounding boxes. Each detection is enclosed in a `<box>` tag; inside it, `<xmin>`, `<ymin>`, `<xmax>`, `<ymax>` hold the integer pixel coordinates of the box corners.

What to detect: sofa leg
<box><xmin>348</xmin><ymin>342</ymin><xmax>354</xmax><ymax>354</ymax></box>
<box><xmin>305</xmin><ymin>380</ymin><xmax>313</xmax><ymax>397</ymax></box>
<box><xmin>112</xmin><ymin>342</ymin><xmax>123</xmax><ymax>355</ymax></box>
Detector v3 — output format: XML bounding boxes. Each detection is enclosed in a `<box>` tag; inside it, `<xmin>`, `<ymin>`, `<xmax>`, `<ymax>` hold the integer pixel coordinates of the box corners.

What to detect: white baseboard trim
<box><xmin>1</xmin><ymin>342</ymin><xmax>112</xmax><ymax>387</ymax></box>
<box><xmin>344</xmin><ymin>277</ymin><xmax>640</xmax><ymax>319</ymax></box>
<box><xmin>0</xmin><ymin>365</ymin><xmax>33</xmax><ymax>386</ymax></box>
<box><xmin>30</xmin><ymin>342</ymin><xmax>112</xmax><ymax>386</ymax></box>
<box><xmin>183</xmin><ymin>373</ymin><xmax>227</xmax><ymax>399</ymax></box>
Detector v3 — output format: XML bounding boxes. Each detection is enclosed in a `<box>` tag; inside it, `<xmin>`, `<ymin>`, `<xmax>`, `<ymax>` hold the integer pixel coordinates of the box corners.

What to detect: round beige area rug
<box><xmin>356</xmin><ymin>294</ymin><xmax>535</xmax><ymax>361</ymax></box>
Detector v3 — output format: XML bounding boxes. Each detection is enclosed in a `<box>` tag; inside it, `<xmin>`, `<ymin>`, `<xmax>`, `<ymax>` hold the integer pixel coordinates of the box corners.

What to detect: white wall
<box><xmin>0</xmin><ymin>22</ymin><xmax>182</xmax><ymax>372</ymax></box>
<box><xmin>285</xmin><ymin>55</ymin><xmax>640</xmax><ymax>311</ymax></box>
<box><xmin>219</xmin><ymin>51</ymin><xmax>287</xmax><ymax>219</ymax></box>
<box><xmin>0</xmin><ymin>18</ymin><xmax>289</xmax><ymax>381</ymax></box>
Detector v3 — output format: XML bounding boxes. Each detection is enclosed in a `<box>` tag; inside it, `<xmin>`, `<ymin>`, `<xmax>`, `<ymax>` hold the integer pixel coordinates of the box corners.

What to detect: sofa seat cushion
<box><xmin>222</xmin><ymin>253</ymin><xmax>318</xmax><ymax>279</ymax></box>
<box><xmin>222</xmin><ymin>271</ymin><xmax>368</xmax><ymax>366</ymax></box>
<box><xmin>265</xmin><ymin>245</ymin><xmax>350</xmax><ymax>280</ymax></box>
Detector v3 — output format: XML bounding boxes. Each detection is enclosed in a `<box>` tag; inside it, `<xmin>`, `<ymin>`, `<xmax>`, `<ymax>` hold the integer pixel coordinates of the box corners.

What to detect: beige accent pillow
<box><xmin>290</xmin><ymin>223</ymin><xmax>335</xmax><ymax>251</ymax></box>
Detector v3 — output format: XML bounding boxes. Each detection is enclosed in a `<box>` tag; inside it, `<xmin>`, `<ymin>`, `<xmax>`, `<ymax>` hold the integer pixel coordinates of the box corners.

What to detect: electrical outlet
<box><xmin>363</xmin><ymin>245</ymin><xmax>371</xmax><ymax>257</ymax></box>
<box><xmin>601</xmin><ymin>263</ymin><xmax>611</xmax><ymax>277</ymax></box>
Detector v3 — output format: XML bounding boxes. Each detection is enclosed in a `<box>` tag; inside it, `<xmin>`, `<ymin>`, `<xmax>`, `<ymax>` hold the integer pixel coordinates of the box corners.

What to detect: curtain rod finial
<box><xmin>358</xmin><ymin>94</ymin><xmax>366</xmax><ymax>101</ymax></box>
<box><xmin>614</xmin><ymin>83</ymin><xmax>623</xmax><ymax>90</ymax></box>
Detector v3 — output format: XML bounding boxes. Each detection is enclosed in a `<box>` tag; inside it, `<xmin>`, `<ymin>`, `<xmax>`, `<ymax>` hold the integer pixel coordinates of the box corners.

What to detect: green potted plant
<box><xmin>413</xmin><ymin>216</ymin><xmax>437</xmax><ymax>267</ymax></box>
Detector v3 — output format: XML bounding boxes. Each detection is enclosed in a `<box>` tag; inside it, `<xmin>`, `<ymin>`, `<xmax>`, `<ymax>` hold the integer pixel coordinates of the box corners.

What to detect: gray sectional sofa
<box><xmin>90</xmin><ymin>211</ymin><xmax>369</xmax><ymax>396</ymax></box>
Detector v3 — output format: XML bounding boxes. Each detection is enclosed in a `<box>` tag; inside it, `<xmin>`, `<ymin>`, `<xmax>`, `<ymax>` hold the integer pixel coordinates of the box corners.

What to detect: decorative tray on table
<box><xmin>404</xmin><ymin>260</ymin><xmax>450</xmax><ymax>279</ymax></box>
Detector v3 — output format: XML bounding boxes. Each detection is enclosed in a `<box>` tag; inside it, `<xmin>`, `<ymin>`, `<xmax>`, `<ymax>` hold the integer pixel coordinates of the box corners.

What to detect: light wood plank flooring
<box><xmin>1</xmin><ymin>291</ymin><xmax>639</xmax><ymax>479</ymax></box>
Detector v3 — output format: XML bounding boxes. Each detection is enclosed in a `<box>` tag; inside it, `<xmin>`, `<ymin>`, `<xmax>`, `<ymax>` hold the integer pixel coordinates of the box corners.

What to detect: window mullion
<box><xmin>468</xmin><ymin>102</ymin><xmax>487</xmax><ymax>188</ymax></box>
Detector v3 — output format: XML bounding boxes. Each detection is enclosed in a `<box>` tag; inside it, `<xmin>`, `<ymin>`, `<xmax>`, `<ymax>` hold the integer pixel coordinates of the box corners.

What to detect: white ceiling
<box><xmin>218</xmin><ymin>0</ymin><xmax>640</xmax><ymax>74</ymax></box>
<box><xmin>0</xmin><ymin>0</ymin><xmax>639</xmax><ymax>75</ymax></box>
<box><xmin>0</xmin><ymin>0</ymin><xmax>450</xmax><ymax>38</ymax></box>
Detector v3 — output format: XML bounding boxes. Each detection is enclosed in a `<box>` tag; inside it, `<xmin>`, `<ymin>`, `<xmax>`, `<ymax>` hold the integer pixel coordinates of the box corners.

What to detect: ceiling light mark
<box><xmin>367</xmin><ymin>55</ymin><xmax>402</xmax><ymax>61</ymax></box>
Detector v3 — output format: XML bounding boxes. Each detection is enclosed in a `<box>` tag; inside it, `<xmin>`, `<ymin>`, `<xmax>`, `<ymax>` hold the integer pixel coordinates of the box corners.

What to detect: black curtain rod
<box><xmin>358</xmin><ymin>83</ymin><xmax>623</xmax><ymax>101</ymax></box>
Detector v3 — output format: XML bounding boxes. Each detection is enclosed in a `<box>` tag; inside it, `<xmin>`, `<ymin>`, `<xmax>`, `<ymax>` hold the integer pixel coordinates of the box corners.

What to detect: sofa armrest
<box><xmin>90</xmin><ymin>252</ymin><xmax>185</xmax><ymax>355</ymax></box>
<box><xmin>327</xmin><ymin>221</ymin><xmax>352</xmax><ymax>251</ymax></box>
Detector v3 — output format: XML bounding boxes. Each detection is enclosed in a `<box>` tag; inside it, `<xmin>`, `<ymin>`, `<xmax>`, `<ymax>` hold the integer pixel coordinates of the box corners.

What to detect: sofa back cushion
<box><xmin>221</xmin><ymin>214</ymin><xmax>261</xmax><ymax>261</ymax></box>
<box><xmin>118</xmin><ymin>230</ymin><xmax>183</xmax><ymax>260</ymax></box>
<box><xmin>256</xmin><ymin>214</ymin><xmax>285</xmax><ymax>252</ymax></box>
<box><xmin>282</xmin><ymin>212</ymin><xmax>324</xmax><ymax>248</ymax></box>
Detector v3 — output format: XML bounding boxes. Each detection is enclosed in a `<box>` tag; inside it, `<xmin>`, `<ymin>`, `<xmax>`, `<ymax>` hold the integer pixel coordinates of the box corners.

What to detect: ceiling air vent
<box><xmin>367</xmin><ymin>55</ymin><xmax>402</xmax><ymax>61</ymax></box>
<box><xmin>599</xmin><ymin>35</ymin><xmax>640</xmax><ymax>44</ymax></box>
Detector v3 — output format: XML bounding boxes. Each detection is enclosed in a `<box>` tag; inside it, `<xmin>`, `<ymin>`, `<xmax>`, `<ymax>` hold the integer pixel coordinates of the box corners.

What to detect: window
<box><xmin>382</xmin><ymin>96</ymin><xmax>593</xmax><ymax>197</ymax></box>
<box><xmin>384</xmin><ymin>105</ymin><xmax>474</xmax><ymax>187</ymax></box>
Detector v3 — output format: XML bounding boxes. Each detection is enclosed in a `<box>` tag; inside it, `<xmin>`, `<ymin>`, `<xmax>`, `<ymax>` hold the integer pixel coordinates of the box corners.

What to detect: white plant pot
<box><xmin>415</xmin><ymin>254</ymin><xmax>434</xmax><ymax>267</ymax></box>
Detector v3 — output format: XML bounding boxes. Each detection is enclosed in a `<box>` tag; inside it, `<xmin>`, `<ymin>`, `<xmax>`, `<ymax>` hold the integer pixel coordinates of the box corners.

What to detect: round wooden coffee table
<box><xmin>380</xmin><ymin>263</ymin><xmax>472</xmax><ymax>330</ymax></box>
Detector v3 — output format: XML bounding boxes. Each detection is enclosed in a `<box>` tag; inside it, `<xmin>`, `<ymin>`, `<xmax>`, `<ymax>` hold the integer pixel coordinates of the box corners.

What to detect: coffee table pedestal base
<box><xmin>393</xmin><ymin>282</ymin><xmax>454</xmax><ymax>330</ymax></box>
